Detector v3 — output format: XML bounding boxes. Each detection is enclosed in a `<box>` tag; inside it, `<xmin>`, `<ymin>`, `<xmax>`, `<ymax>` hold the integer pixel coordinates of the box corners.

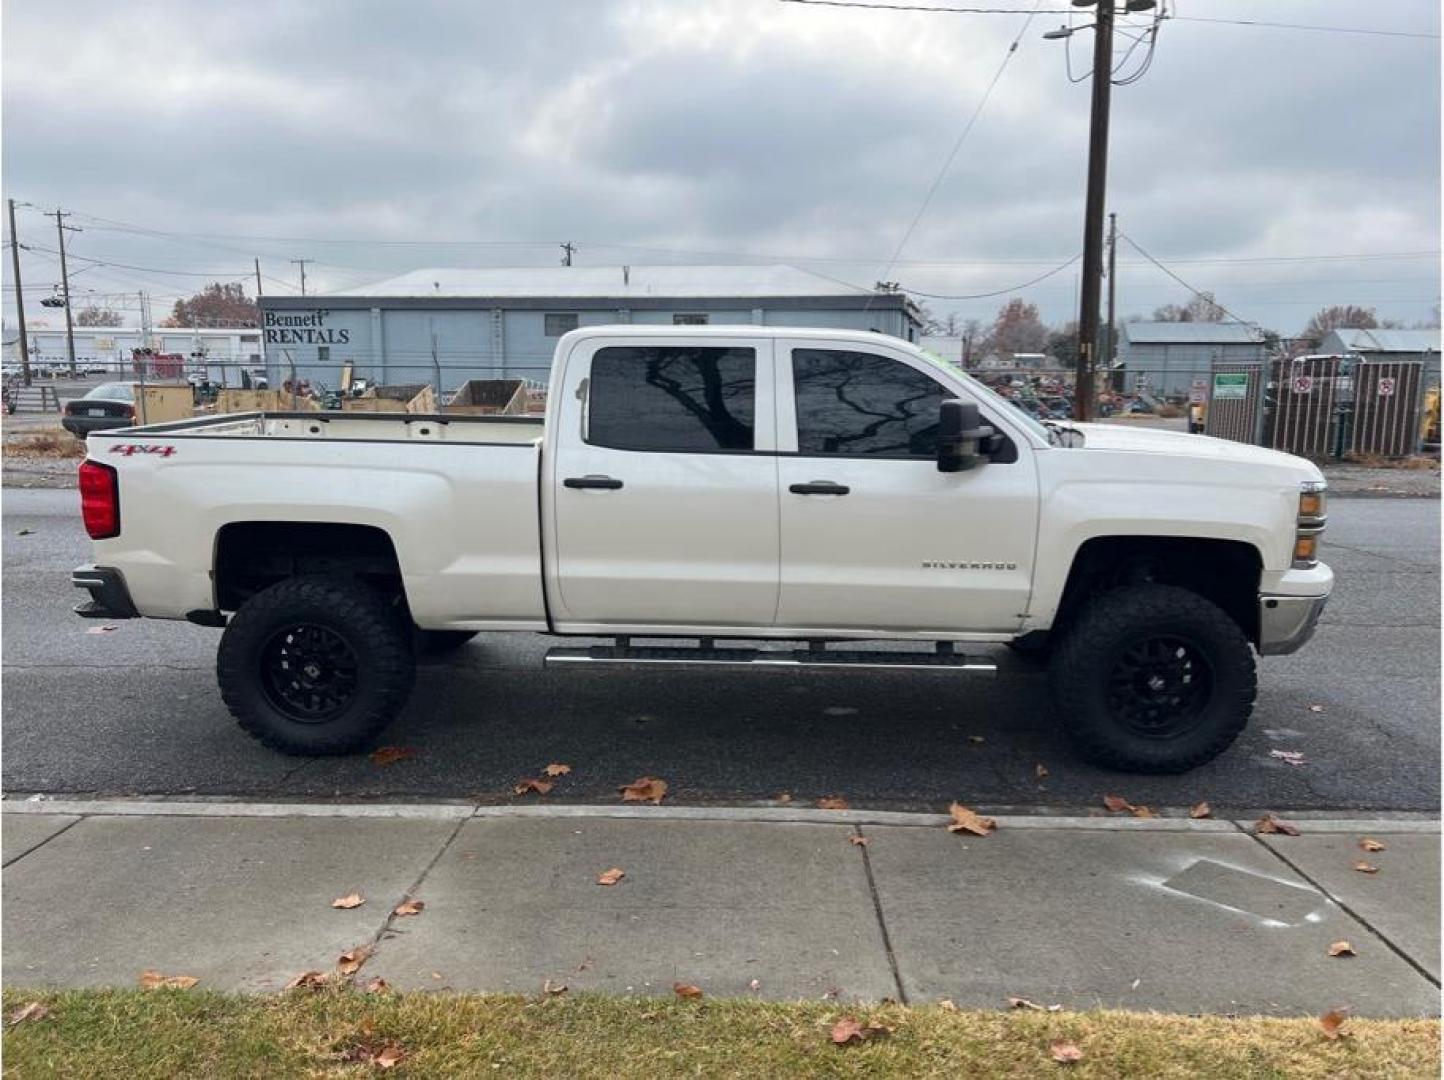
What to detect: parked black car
<box><xmin>60</xmin><ymin>382</ymin><xmax>136</xmax><ymax>438</ymax></box>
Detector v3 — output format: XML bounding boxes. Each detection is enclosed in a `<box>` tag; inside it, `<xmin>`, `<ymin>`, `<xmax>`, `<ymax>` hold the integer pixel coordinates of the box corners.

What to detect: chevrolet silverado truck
<box><xmin>71</xmin><ymin>325</ymin><xmax>1332</xmax><ymax>773</ymax></box>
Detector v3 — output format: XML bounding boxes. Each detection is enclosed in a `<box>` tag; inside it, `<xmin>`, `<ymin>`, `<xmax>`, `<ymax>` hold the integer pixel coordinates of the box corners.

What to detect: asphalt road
<box><xmin>3</xmin><ymin>488</ymin><xmax>1438</xmax><ymax>813</ymax></box>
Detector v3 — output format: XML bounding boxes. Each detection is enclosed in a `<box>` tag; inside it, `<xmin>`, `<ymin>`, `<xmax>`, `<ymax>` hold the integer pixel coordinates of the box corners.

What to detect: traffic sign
<box><xmin>1377</xmin><ymin>377</ymin><xmax>1396</xmax><ymax>397</ymax></box>
<box><xmin>1292</xmin><ymin>375</ymin><xmax>1313</xmax><ymax>395</ymax></box>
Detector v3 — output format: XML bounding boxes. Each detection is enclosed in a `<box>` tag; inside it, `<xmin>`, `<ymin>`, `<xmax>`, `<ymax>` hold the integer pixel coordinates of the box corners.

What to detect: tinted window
<box><xmin>792</xmin><ymin>349</ymin><xmax>944</xmax><ymax>457</ymax></box>
<box><xmin>589</xmin><ymin>346</ymin><xmax>755</xmax><ymax>452</ymax></box>
<box><xmin>87</xmin><ymin>382</ymin><xmax>133</xmax><ymax>401</ymax></box>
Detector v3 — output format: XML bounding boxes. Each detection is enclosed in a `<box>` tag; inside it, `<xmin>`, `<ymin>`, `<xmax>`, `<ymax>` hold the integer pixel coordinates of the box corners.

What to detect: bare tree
<box><xmin>164</xmin><ymin>282</ymin><xmax>259</xmax><ymax>328</ymax></box>
<box><xmin>1151</xmin><ymin>292</ymin><xmax>1225</xmax><ymax>323</ymax></box>
<box><xmin>75</xmin><ymin>305</ymin><xmax>123</xmax><ymax>327</ymax></box>
<box><xmin>1301</xmin><ymin>304</ymin><xmax>1378</xmax><ymax>342</ymax></box>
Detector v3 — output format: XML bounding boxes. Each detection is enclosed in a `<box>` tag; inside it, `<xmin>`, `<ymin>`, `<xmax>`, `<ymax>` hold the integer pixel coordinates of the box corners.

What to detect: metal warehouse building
<box><xmin>258</xmin><ymin>264</ymin><xmax>923</xmax><ymax>391</ymax></box>
<box><xmin>1317</xmin><ymin>327</ymin><xmax>1441</xmax><ymax>389</ymax></box>
<box><xmin>1117</xmin><ymin>321</ymin><xmax>1269</xmax><ymax>398</ymax></box>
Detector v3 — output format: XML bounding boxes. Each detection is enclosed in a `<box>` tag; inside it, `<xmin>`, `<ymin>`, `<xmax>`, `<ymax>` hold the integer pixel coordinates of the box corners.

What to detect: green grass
<box><xmin>3</xmin><ymin>988</ymin><xmax>1438</xmax><ymax>1079</ymax></box>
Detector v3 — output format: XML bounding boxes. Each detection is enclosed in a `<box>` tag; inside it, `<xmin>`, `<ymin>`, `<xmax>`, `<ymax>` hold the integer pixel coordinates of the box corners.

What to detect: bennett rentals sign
<box><xmin>263</xmin><ymin>310</ymin><xmax>351</xmax><ymax>346</ymax></box>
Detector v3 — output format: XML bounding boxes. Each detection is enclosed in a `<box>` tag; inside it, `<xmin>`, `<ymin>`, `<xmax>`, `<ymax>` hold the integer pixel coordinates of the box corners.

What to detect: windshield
<box><xmin>86</xmin><ymin>382</ymin><xmax>134</xmax><ymax>401</ymax></box>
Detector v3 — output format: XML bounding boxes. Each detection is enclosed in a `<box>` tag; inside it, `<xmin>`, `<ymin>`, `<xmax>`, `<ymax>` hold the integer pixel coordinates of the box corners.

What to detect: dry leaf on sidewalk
<box><xmin>370</xmin><ymin>746</ymin><xmax>416</xmax><ymax>767</ymax></box>
<box><xmin>284</xmin><ymin>971</ymin><xmax>328</xmax><ymax>991</ymax></box>
<box><xmin>1128</xmin><ymin>804</ymin><xmax>1157</xmax><ymax>819</ymax></box>
<box><xmin>1102</xmin><ymin>794</ymin><xmax>1132</xmax><ymax>813</ymax></box>
<box><xmin>1353</xmin><ymin>861</ymin><xmax>1380</xmax><ymax>875</ymax></box>
<box><xmin>1270</xmin><ymin>749</ymin><xmax>1307</xmax><ymax>766</ymax></box>
<box><xmin>1008</xmin><ymin>996</ymin><xmax>1046</xmax><ymax>1010</ymax></box>
<box><xmin>7</xmin><ymin>1002</ymin><xmax>49</xmax><ymax>1026</ymax></box>
<box><xmin>673</xmin><ymin>983</ymin><xmax>703</xmax><ymax>999</ymax></box>
<box><xmin>365</xmin><ymin>977</ymin><xmax>391</xmax><ymax>994</ymax></box>
<box><xmin>596</xmin><ymin>867</ymin><xmax>625</xmax><ymax>886</ymax></box>
<box><xmin>1359</xmin><ymin>838</ymin><xmax>1387</xmax><ymax>852</ymax></box>
<box><xmin>848</xmin><ymin>835</ymin><xmax>869</xmax><ymax>847</ymax></box>
<box><xmin>817</xmin><ymin>796</ymin><xmax>849</xmax><ymax>810</ymax></box>
<box><xmin>543</xmin><ymin>763</ymin><xmax>572</xmax><ymax>777</ymax></box>
<box><xmin>331</xmin><ymin>892</ymin><xmax>365</xmax><ymax>910</ymax></box>
<box><xmin>543</xmin><ymin>978</ymin><xmax>568</xmax><ymax>995</ymax></box>
<box><xmin>513</xmin><ymin>777</ymin><xmax>554</xmax><ymax>796</ymax></box>
<box><xmin>393</xmin><ymin>899</ymin><xmax>425</xmax><ymax>916</ymax></box>
<box><xmin>776</xmin><ymin>792</ymin><xmax>793</xmax><ymax>804</ymax></box>
<box><xmin>947</xmin><ymin>802</ymin><xmax>996</xmax><ymax>836</ymax></box>
<box><xmin>86</xmin><ymin>625</ymin><xmax>118</xmax><ymax>635</ymax></box>
<box><xmin>139</xmin><ymin>970</ymin><xmax>199</xmax><ymax>991</ymax></box>
<box><xmin>831</xmin><ymin>1017</ymin><xmax>892</xmax><ymax>1045</ymax></box>
<box><xmin>619</xmin><ymin>777</ymin><xmax>667</xmax><ymax>804</ymax></box>
<box><xmin>1319</xmin><ymin>1009</ymin><xmax>1352</xmax><ymax>1039</ymax></box>
<box><xmin>1253</xmin><ymin>814</ymin><xmax>1301</xmax><ymax>836</ymax></box>
<box><xmin>1189</xmin><ymin>802</ymin><xmax>1212</xmax><ymax>819</ymax></box>
<box><xmin>337</xmin><ymin>946</ymin><xmax>370</xmax><ymax>976</ymax></box>
<box><xmin>1328</xmin><ymin>941</ymin><xmax>1356</xmax><ymax>957</ymax></box>
<box><xmin>1050</xmin><ymin>1039</ymin><xmax>1084</xmax><ymax>1064</ymax></box>
<box><xmin>1035</xmin><ymin>763</ymin><xmax>1049</xmax><ymax>780</ymax></box>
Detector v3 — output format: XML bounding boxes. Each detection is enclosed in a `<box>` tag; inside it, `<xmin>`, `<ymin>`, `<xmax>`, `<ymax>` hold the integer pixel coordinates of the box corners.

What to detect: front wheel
<box><xmin>217</xmin><ymin>575</ymin><xmax>415</xmax><ymax>755</ymax></box>
<box><xmin>1048</xmin><ymin>584</ymin><xmax>1256</xmax><ymax>773</ymax></box>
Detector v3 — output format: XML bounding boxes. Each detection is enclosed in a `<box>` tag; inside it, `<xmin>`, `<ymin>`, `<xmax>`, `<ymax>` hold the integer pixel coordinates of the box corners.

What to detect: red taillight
<box><xmin>79</xmin><ymin>460</ymin><xmax>120</xmax><ymax>539</ymax></box>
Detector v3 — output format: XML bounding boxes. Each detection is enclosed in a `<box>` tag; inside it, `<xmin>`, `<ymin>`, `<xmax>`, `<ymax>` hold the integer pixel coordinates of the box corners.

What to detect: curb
<box><xmin>3</xmin><ymin>797</ymin><xmax>1438</xmax><ymax>834</ymax></box>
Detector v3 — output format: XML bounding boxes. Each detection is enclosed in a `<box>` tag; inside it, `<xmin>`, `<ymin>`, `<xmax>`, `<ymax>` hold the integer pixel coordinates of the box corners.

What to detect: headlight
<box><xmin>1293</xmin><ymin>481</ymin><xmax>1327</xmax><ymax>568</ymax></box>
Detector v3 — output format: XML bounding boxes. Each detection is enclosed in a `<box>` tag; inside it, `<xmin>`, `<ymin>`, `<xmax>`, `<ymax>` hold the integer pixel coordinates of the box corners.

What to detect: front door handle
<box><xmin>564</xmin><ymin>475</ymin><xmax>624</xmax><ymax>490</ymax></box>
<box><xmin>789</xmin><ymin>481</ymin><xmax>850</xmax><ymax>496</ymax></box>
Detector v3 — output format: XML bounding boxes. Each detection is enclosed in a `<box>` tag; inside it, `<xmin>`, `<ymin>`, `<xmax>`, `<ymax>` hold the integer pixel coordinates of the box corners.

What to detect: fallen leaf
<box><xmin>337</xmin><ymin>946</ymin><xmax>370</xmax><ymax>976</ymax></box>
<box><xmin>1102</xmin><ymin>794</ymin><xmax>1132</xmax><ymax>813</ymax></box>
<box><xmin>596</xmin><ymin>867</ymin><xmax>625</xmax><ymax>886</ymax></box>
<box><xmin>1270</xmin><ymin>749</ymin><xmax>1307</xmax><ymax>766</ymax></box>
<box><xmin>1253</xmin><ymin>814</ymin><xmax>1301</xmax><ymax>837</ymax></box>
<box><xmin>16</xmin><ymin>528</ymin><xmax>34</xmax><ymax>536</ymax></box>
<box><xmin>776</xmin><ymin>792</ymin><xmax>793</xmax><ymax>804</ymax></box>
<box><xmin>673</xmin><ymin>982</ymin><xmax>703</xmax><ymax>999</ymax></box>
<box><xmin>1050</xmin><ymin>1039</ymin><xmax>1084</xmax><ymax>1064</ymax></box>
<box><xmin>370</xmin><ymin>746</ymin><xmax>416</xmax><ymax>766</ymax></box>
<box><xmin>1035</xmin><ymin>763</ymin><xmax>1049</xmax><ymax>780</ymax></box>
<box><xmin>513</xmin><ymin>777</ymin><xmax>554</xmax><ymax>796</ymax></box>
<box><xmin>848</xmin><ymin>835</ymin><xmax>870</xmax><ymax>847</ymax></box>
<box><xmin>543</xmin><ymin>978</ymin><xmax>568</xmax><ymax>996</ymax></box>
<box><xmin>947</xmin><ymin>802</ymin><xmax>996</xmax><ymax>836</ymax></box>
<box><xmin>393</xmin><ymin>899</ymin><xmax>425</xmax><ymax>917</ymax></box>
<box><xmin>373</xmin><ymin>1044</ymin><xmax>405</xmax><ymax>1069</ymax></box>
<box><xmin>139</xmin><ymin>970</ymin><xmax>199</xmax><ymax>991</ymax></box>
<box><xmin>938</xmin><ymin>998</ymin><xmax>958</xmax><ymax>1011</ymax></box>
<box><xmin>1189</xmin><ymin>802</ymin><xmax>1212</xmax><ymax>819</ymax></box>
<box><xmin>619</xmin><ymin>776</ymin><xmax>668</xmax><ymax>804</ymax></box>
<box><xmin>1307</xmin><ymin>704</ymin><xmax>1325</xmax><ymax>713</ymax></box>
<box><xmin>1328</xmin><ymin>941</ymin><xmax>1356</xmax><ymax>957</ymax></box>
<box><xmin>823</xmin><ymin>987</ymin><xmax>841</xmax><ymax>1000</ymax></box>
<box><xmin>364</xmin><ymin>977</ymin><xmax>391</xmax><ymax>993</ymax></box>
<box><xmin>7</xmin><ymin>1002</ymin><xmax>49</xmax><ymax>1026</ymax></box>
<box><xmin>86</xmin><ymin>625</ymin><xmax>118</xmax><ymax>635</ymax></box>
<box><xmin>331</xmin><ymin>892</ymin><xmax>366</xmax><ymax>910</ymax></box>
<box><xmin>1128</xmin><ymin>804</ymin><xmax>1157</xmax><ymax>819</ymax></box>
<box><xmin>284</xmin><ymin>971</ymin><xmax>328</xmax><ymax>991</ymax></box>
<box><xmin>543</xmin><ymin>763</ymin><xmax>572</xmax><ymax>777</ymax></box>
<box><xmin>1359</xmin><ymin>838</ymin><xmax>1387</xmax><ymax>852</ymax></box>
<box><xmin>1008</xmin><ymin>996</ymin><xmax>1046</xmax><ymax>1011</ymax></box>
<box><xmin>1353</xmin><ymin>861</ymin><xmax>1380</xmax><ymax>875</ymax></box>
<box><xmin>1319</xmin><ymin>1009</ymin><xmax>1352</xmax><ymax>1039</ymax></box>
<box><xmin>749</xmin><ymin>979</ymin><xmax>762</xmax><ymax>991</ymax></box>
<box><xmin>830</xmin><ymin>1017</ymin><xmax>892</xmax><ymax>1045</ymax></box>
<box><xmin>817</xmin><ymin>796</ymin><xmax>849</xmax><ymax>810</ymax></box>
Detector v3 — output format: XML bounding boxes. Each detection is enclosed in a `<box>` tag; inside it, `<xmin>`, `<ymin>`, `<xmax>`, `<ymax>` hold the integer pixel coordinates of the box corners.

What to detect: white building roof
<box><xmin>326</xmin><ymin>264</ymin><xmax>876</xmax><ymax>300</ymax></box>
<box><xmin>1319</xmin><ymin>327</ymin><xmax>1440</xmax><ymax>353</ymax></box>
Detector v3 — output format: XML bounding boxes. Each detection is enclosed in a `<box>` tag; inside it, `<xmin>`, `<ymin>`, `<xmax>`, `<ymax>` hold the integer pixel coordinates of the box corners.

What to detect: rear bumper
<box><xmin>1257</xmin><ymin>593</ymin><xmax>1328</xmax><ymax>656</ymax></box>
<box><xmin>71</xmin><ymin>564</ymin><xmax>139</xmax><ymax>620</ymax></box>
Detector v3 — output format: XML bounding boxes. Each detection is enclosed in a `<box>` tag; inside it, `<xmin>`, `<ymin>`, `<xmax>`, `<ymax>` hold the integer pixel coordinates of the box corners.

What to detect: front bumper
<box><xmin>72</xmin><ymin>564</ymin><xmax>139</xmax><ymax>620</ymax></box>
<box><xmin>1257</xmin><ymin>592</ymin><xmax>1328</xmax><ymax>656</ymax></box>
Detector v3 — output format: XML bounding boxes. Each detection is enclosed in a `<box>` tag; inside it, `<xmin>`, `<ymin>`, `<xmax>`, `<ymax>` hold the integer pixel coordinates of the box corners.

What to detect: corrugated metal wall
<box><xmin>1350</xmin><ymin>362</ymin><xmax>1424</xmax><ymax>458</ymax></box>
<box><xmin>1267</xmin><ymin>357</ymin><xmax>1342</xmax><ymax>459</ymax></box>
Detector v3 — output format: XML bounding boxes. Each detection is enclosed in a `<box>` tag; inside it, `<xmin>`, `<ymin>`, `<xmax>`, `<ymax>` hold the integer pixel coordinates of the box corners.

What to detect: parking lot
<box><xmin>2</xmin><ymin>488</ymin><xmax>1438</xmax><ymax>814</ymax></box>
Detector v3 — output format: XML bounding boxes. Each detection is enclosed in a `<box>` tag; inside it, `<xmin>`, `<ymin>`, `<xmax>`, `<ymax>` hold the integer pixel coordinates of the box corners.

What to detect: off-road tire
<box><xmin>217</xmin><ymin>575</ymin><xmax>415</xmax><ymax>755</ymax></box>
<box><xmin>1048</xmin><ymin>584</ymin><xmax>1256</xmax><ymax>773</ymax></box>
<box><xmin>414</xmin><ymin>629</ymin><xmax>478</xmax><ymax>656</ymax></box>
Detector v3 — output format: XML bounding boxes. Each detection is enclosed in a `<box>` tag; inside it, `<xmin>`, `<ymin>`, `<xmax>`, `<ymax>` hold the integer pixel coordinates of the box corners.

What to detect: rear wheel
<box><xmin>1048</xmin><ymin>584</ymin><xmax>1256</xmax><ymax>773</ymax></box>
<box><xmin>217</xmin><ymin>575</ymin><xmax>415</xmax><ymax>755</ymax></box>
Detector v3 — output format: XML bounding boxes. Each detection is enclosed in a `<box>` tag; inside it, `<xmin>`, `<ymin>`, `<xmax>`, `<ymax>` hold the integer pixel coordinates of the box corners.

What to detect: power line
<box><xmin>779</xmin><ymin>0</ymin><xmax>1066</xmax><ymax>12</ymax></box>
<box><xmin>1168</xmin><ymin>14</ymin><xmax>1438</xmax><ymax>41</ymax></box>
<box><xmin>1118</xmin><ymin>232</ymin><xmax>1258</xmax><ymax>330</ymax></box>
<box><xmin>867</xmin><ymin>0</ymin><xmax>1045</xmax><ymax>305</ymax></box>
<box><xmin>899</xmin><ymin>253</ymin><xmax>1080</xmax><ymax>299</ymax></box>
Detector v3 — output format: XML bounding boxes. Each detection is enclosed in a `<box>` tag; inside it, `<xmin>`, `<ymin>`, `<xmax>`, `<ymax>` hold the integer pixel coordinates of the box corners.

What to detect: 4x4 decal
<box><xmin>109</xmin><ymin>444</ymin><xmax>176</xmax><ymax>457</ymax></box>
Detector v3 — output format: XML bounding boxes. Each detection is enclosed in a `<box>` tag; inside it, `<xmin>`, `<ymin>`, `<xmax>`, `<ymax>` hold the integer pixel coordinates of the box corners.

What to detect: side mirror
<box><xmin>937</xmin><ymin>399</ymin><xmax>994</xmax><ymax>473</ymax></box>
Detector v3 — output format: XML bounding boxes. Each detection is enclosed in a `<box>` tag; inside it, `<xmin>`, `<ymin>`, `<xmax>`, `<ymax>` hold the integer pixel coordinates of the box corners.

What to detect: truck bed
<box><xmin>117</xmin><ymin>409</ymin><xmax>544</xmax><ymax>445</ymax></box>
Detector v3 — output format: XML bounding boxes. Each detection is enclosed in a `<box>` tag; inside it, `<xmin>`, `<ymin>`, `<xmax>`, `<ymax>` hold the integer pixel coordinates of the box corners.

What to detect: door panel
<box><xmin>549</xmin><ymin>338</ymin><xmax>780</xmax><ymax>627</ymax></box>
<box><xmin>776</xmin><ymin>340</ymin><xmax>1038</xmax><ymax>633</ymax></box>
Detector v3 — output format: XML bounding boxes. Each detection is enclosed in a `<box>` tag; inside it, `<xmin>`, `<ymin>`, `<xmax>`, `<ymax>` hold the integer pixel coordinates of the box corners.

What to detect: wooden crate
<box><xmin>342</xmin><ymin>384</ymin><xmax>438</xmax><ymax>414</ymax></box>
<box><xmin>442</xmin><ymin>378</ymin><xmax>527</xmax><ymax>416</ymax></box>
<box><xmin>133</xmin><ymin>383</ymin><xmax>195</xmax><ymax>425</ymax></box>
<box><xmin>215</xmin><ymin>388</ymin><xmax>320</xmax><ymax>414</ymax></box>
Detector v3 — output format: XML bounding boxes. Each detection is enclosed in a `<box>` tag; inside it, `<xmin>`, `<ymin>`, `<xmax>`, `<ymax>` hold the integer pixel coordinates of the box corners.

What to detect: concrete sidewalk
<box><xmin>3</xmin><ymin>799</ymin><xmax>1438</xmax><ymax>1018</ymax></box>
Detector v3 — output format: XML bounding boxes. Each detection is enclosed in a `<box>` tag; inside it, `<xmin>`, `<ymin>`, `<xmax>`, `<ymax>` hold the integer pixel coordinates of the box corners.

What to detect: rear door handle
<box><xmin>564</xmin><ymin>475</ymin><xmax>624</xmax><ymax>490</ymax></box>
<box><xmin>789</xmin><ymin>481</ymin><xmax>850</xmax><ymax>496</ymax></box>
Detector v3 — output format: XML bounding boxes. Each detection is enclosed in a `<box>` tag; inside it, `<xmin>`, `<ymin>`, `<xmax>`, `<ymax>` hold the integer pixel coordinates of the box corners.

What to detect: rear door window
<box><xmin>588</xmin><ymin>345</ymin><xmax>755</xmax><ymax>452</ymax></box>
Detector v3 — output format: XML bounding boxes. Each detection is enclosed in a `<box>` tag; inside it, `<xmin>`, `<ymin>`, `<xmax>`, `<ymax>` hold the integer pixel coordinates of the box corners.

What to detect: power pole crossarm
<box><xmin>7</xmin><ymin>199</ymin><xmax>31</xmax><ymax>387</ymax></box>
<box><xmin>560</xmin><ymin>242</ymin><xmax>576</xmax><ymax>267</ymax></box>
<box><xmin>290</xmin><ymin>258</ymin><xmax>311</xmax><ymax>296</ymax></box>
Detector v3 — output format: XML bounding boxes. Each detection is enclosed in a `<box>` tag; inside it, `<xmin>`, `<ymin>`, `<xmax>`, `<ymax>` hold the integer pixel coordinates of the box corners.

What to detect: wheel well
<box><xmin>214</xmin><ymin>522</ymin><xmax>404</xmax><ymax>613</ymax></box>
<box><xmin>1054</xmin><ymin>536</ymin><xmax>1262</xmax><ymax>644</ymax></box>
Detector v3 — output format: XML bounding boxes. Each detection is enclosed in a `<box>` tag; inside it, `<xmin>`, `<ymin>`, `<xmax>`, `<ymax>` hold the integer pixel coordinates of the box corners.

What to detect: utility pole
<box><xmin>1105</xmin><ymin>211</ymin><xmax>1117</xmax><ymax>393</ymax></box>
<box><xmin>1073</xmin><ymin>0</ymin><xmax>1115</xmax><ymax>421</ymax></box>
<box><xmin>290</xmin><ymin>258</ymin><xmax>311</xmax><ymax>296</ymax></box>
<box><xmin>7</xmin><ymin>198</ymin><xmax>31</xmax><ymax>387</ymax></box>
<box><xmin>560</xmin><ymin>242</ymin><xmax>576</xmax><ymax>267</ymax></box>
<box><xmin>54</xmin><ymin>210</ymin><xmax>81</xmax><ymax>377</ymax></box>
<box><xmin>254</xmin><ymin>257</ymin><xmax>264</xmax><ymax>298</ymax></box>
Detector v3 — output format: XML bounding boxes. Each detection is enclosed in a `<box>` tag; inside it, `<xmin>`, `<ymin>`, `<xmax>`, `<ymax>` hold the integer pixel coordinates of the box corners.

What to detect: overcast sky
<box><xmin>2</xmin><ymin>0</ymin><xmax>1439</xmax><ymax>335</ymax></box>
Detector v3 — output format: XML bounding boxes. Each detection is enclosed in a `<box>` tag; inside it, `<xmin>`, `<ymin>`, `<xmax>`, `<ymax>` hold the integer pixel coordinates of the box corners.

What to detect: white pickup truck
<box><xmin>72</xmin><ymin>325</ymin><xmax>1332</xmax><ymax>773</ymax></box>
